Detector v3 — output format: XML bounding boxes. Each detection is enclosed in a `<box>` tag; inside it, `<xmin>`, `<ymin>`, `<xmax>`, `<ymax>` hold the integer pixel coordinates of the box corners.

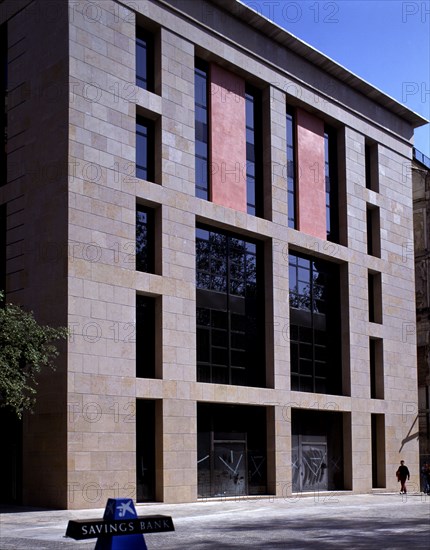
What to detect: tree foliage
<box><xmin>0</xmin><ymin>292</ymin><xmax>68</xmax><ymax>418</ymax></box>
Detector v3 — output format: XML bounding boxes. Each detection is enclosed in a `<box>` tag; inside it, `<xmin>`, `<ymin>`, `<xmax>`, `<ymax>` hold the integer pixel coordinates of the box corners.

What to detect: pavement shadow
<box><xmin>147</xmin><ymin>514</ymin><xmax>430</xmax><ymax>549</ymax></box>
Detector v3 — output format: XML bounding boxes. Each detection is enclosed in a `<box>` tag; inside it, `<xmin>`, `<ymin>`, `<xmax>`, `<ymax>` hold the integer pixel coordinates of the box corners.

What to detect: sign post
<box><xmin>65</xmin><ymin>498</ymin><xmax>174</xmax><ymax>549</ymax></box>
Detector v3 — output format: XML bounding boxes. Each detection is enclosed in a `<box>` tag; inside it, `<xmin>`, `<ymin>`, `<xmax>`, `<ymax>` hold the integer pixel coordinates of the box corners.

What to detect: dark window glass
<box><xmin>371</xmin><ymin>413</ymin><xmax>386</xmax><ymax>487</ymax></box>
<box><xmin>367</xmin><ymin>206</ymin><xmax>381</xmax><ymax>257</ymax></box>
<box><xmin>365</xmin><ymin>142</ymin><xmax>379</xmax><ymax>192</ymax></box>
<box><xmin>136</xmin><ymin>204</ymin><xmax>155</xmax><ymax>273</ymax></box>
<box><xmin>246</xmin><ymin>87</ymin><xmax>262</xmax><ymax>216</ymax></box>
<box><xmin>1</xmin><ymin>23</ymin><xmax>7</xmax><ymax>186</ymax></box>
<box><xmin>368</xmin><ymin>273</ymin><xmax>375</xmax><ymax>322</ymax></box>
<box><xmin>365</xmin><ymin>144</ymin><xmax>372</xmax><ymax>190</ymax></box>
<box><xmin>366</xmin><ymin>208</ymin><xmax>373</xmax><ymax>256</ymax></box>
<box><xmin>324</xmin><ymin>127</ymin><xmax>339</xmax><ymax>243</ymax></box>
<box><xmin>0</xmin><ymin>203</ymin><xmax>6</xmax><ymax>298</ymax></box>
<box><xmin>286</xmin><ymin>107</ymin><xmax>296</xmax><ymax>228</ymax></box>
<box><xmin>136</xmin><ymin>295</ymin><xmax>156</xmax><ymax>378</ymax></box>
<box><xmin>196</xmin><ymin>225</ymin><xmax>265</xmax><ymax>387</ymax></box>
<box><xmin>368</xmin><ymin>271</ymin><xmax>382</xmax><ymax>323</ymax></box>
<box><xmin>289</xmin><ymin>252</ymin><xmax>341</xmax><ymax>395</ymax></box>
<box><xmin>370</xmin><ymin>339</ymin><xmax>377</xmax><ymax>399</ymax></box>
<box><xmin>136</xmin><ymin>116</ymin><xmax>154</xmax><ymax>181</ymax></box>
<box><xmin>136</xmin><ymin>27</ymin><xmax>153</xmax><ymax>91</ymax></box>
<box><xmin>136</xmin><ymin>400</ymin><xmax>156</xmax><ymax>501</ymax></box>
<box><xmin>195</xmin><ymin>60</ymin><xmax>209</xmax><ymax>200</ymax></box>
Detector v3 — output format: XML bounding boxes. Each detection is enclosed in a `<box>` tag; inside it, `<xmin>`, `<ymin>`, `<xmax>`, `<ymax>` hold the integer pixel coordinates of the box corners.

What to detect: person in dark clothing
<box><xmin>421</xmin><ymin>462</ymin><xmax>430</xmax><ymax>494</ymax></box>
<box><xmin>396</xmin><ymin>460</ymin><xmax>410</xmax><ymax>494</ymax></box>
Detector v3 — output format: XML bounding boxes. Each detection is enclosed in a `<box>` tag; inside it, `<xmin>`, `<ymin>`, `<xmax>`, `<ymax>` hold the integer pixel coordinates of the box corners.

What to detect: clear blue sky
<box><xmin>241</xmin><ymin>0</ymin><xmax>430</xmax><ymax>155</ymax></box>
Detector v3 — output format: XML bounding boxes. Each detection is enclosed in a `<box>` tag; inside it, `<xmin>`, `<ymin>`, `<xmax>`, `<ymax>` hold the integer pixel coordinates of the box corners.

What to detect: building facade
<box><xmin>412</xmin><ymin>148</ymin><xmax>430</xmax><ymax>470</ymax></box>
<box><xmin>0</xmin><ymin>0</ymin><xmax>427</xmax><ymax>508</ymax></box>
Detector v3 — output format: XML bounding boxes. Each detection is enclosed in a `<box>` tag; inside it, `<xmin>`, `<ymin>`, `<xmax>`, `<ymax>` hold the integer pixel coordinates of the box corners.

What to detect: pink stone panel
<box><xmin>209</xmin><ymin>63</ymin><xmax>247</xmax><ymax>212</ymax></box>
<box><xmin>296</xmin><ymin>108</ymin><xmax>326</xmax><ymax>239</ymax></box>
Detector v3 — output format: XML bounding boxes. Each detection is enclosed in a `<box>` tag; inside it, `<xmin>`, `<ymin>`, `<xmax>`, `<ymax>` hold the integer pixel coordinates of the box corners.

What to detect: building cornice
<box><xmin>210</xmin><ymin>0</ymin><xmax>428</xmax><ymax>129</ymax></box>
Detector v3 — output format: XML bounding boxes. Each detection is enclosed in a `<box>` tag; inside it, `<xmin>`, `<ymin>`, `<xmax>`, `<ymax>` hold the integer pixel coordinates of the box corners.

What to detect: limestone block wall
<box><xmin>68</xmin><ymin>0</ymin><xmax>138</xmax><ymax>508</ymax></box>
<box><xmin>0</xmin><ymin>0</ymin><xmax>422</xmax><ymax>508</ymax></box>
<box><xmin>65</xmin><ymin>0</ymin><xmax>420</xmax><ymax>507</ymax></box>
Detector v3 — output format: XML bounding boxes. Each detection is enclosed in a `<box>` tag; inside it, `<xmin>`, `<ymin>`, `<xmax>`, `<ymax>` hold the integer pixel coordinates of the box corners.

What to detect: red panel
<box><xmin>296</xmin><ymin>108</ymin><xmax>326</xmax><ymax>239</ymax></box>
<box><xmin>209</xmin><ymin>64</ymin><xmax>247</xmax><ymax>212</ymax></box>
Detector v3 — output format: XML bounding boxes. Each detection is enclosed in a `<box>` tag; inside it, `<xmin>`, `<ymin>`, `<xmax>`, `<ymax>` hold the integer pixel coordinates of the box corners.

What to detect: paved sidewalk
<box><xmin>0</xmin><ymin>493</ymin><xmax>429</xmax><ymax>549</ymax></box>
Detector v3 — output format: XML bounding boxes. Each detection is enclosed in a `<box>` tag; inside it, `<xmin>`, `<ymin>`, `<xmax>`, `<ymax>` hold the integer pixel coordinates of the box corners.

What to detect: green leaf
<box><xmin>0</xmin><ymin>291</ymin><xmax>68</xmax><ymax>418</ymax></box>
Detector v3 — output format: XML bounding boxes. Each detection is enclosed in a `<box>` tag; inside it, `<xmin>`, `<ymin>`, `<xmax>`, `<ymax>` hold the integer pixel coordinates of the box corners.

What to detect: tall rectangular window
<box><xmin>136</xmin><ymin>204</ymin><xmax>155</xmax><ymax>273</ymax></box>
<box><xmin>1</xmin><ymin>22</ymin><xmax>7</xmax><ymax>186</ymax></box>
<box><xmin>368</xmin><ymin>271</ymin><xmax>382</xmax><ymax>324</ymax></box>
<box><xmin>136</xmin><ymin>116</ymin><xmax>154</xmax><ymax>181</ymax></box>
<box><xmin>365</xmin><ymin>141</ymin><xmax>379</xmax><ymax>192</ymax></box>
<box><xmin>286</xmin><ymin>107</ymin><xmax>296</xmax><ymax>228</ymax></box>
<box><xmin>371</xmin><ymin>414</ymin><xmax>386</xmax><ymax>488</ymax></box>
<box><xmin>370</xmin><ymin>338</ymin><xmax>384</xmax><ymax>399</ymax></box>
<box><xmin>324</xmin><ymin>127</ymin><xmax>339</xmax><ymax>243</ymax></box>
<box><xmin>136</xmin><ymin>399</ymin><xmax>156</xmax><ymax>501</ymax></box>
<box><xmin>367</xmin><ymin>205</ymin><xmax>381</xmax><ymax>257</ymax></box>
<box><xmin>245</xmin><ymin>86</ymin><xmax>262</xmax><ymax>216</ymax></box>
<box><xmin>136</xmin><ymin>295</ymin><xmax>156</xmax><ymax>378</ymax></box>
<box><xmin>289</xmin><ymin>252</ymin><xmax>342</xmax><ymax>395</ymax></box>
<box><xmin>196</xmin><ymin>225</ymin><xmax>265</xmax><ymax>387</ymax></box>
<box><xmin>136</xmin><ymin>27</ymin><xmax>153</xmax><ymax>91</ymax></box>
<box><xmin>195</xmin><ymin>60</ymin><xmax>209</xmax><ymax>200</ymax></box>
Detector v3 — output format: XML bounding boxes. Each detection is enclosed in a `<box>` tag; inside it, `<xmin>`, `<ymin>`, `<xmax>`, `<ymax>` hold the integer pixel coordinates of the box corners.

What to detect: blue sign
<box><xmin>94</xmin><ymin>498</ymin><xmax>148</xmax><ymax>550</ymax></box>
<box><xmin>65</xmin><ymin>498</ymin><xmax>174</xmax><ymax>547</ymax></box>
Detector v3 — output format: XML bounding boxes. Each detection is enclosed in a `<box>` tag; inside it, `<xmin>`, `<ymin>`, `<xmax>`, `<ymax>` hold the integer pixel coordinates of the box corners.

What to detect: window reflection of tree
<box><xmin>289</xmin><ymin>259</ymin><xmax>327</xmax><ymax>313</ymax></box>
<box><xmin>136</xmin><ymin>212</ymin><xmax>148</xmax><ymax>269</ymax></box>
<box><xmin>196</xmin><ymin>230</ymin><xmax>257</xmax><ymax>296</ymax></box>
<box><xmin>136</xmin><ymin>206</ymin><xmax>154</xmax><ymax>273</ymax></box>
<box><xmin>289</xmin><ymin>252</ymin><xmax>341</xmax><ymax>394</ymax></box>
<box><xmin>196</xmin><ymin>226</ymin><xmax>263</xmax><ymax>387</ymax></box>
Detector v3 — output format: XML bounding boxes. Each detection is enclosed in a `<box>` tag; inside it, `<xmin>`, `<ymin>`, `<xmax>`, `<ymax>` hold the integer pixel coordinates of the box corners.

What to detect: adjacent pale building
<box><xmin>412</xmin><ymin>148</ymin><xmax>430</xmax><ymax>471</ymax></box>
<box><xmin>0</xmin><ymin>0</ymin><xmax>427</xmax><ymax>508</ymax></box>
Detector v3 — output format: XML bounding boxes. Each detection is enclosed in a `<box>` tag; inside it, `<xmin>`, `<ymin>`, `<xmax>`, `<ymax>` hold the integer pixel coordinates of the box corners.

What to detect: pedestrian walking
<box><xmin>421</xmin><ymin>462</ymin><xmax>430</xmax><ymax>494</ymax></box>
<box><xmin>396</xmin><ymin>460</ymin><xmax>410</xmax><ymax>494</ymax></box>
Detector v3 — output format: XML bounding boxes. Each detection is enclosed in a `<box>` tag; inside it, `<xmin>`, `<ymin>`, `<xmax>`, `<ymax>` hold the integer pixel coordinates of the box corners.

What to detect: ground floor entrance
<box><xmin>197</xmin><ymin>403</ymin><xmax>268</xmax><ymax>498</ymax></box>
<box><xmin>0</xmin><ymin>410</ymin><xmax>22</xmax><ymax>504</ymax></box>
<box><xmin>135</xmin><ymin>404</ymin><xmax>351</xmax><ymax>501</ymax></box>
<box><xmin>292</xmin><ymin>436</ymin><xmax>328</xmax><ymax>492</ymax></box>
<box><xmin>292</xmin><ymin>409</ymin><xmax>346</xmax><ymax>492</ymax></box>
